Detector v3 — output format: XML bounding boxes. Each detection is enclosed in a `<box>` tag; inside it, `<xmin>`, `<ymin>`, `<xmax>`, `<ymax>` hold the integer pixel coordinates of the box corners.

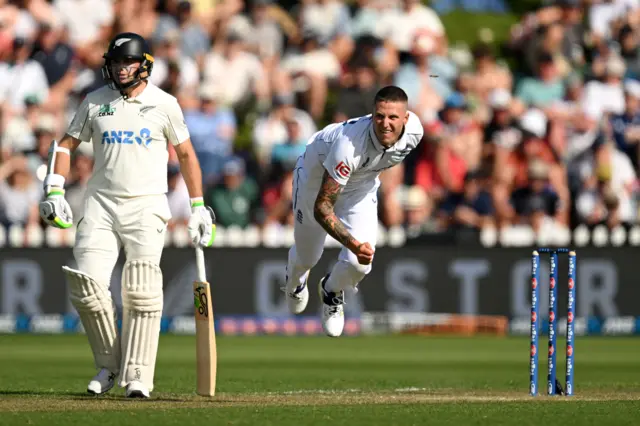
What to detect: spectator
<box><xmin>174</xmin><ymin>0</ymin><xmax>210</xmax><ymax>63</ymax></box>
<box><xmin>402</xmin><ymin>185</ymin><xmax>435</xmax><ymax>236</ymax></box>
<box><xmin>65</xmin><ymin>152</ymin><xmax>94</xmax><ymax>221</ymax></box>
<box><xmin>54</xmin><ymin>0</ymin><xmax>114</xmax><ymax>57</ymax></box>
<box><xmin>515</xmin><ymin>51</ymin><xmax>565</xmax><ymax>109</ymax></box>
<box><xmin>280</xmin><ymin>28</ymin><xmax>340</xmax><ymax>119</ymax></box>
<box><xmin>510</xmin><ymin>159</ymin><xmax>562</xmax><ymax>233</ymax></box>
<box><xmin>394</xmin><ymin>31</ymin><xmax>448</xmax><ymax>118</ymax></box>
<box><xmin>297</xmin><ymin>0</ymin><xmax>354</xmax><ymax>63</ymax></box>
<box><xmin>376</xmin><ymin>0</ymin><xmax>445</xmax><ymax>56</ymax></box>
<box><xmin>262</xmin><ymin>161</ymin><xmax>295</xmax><ymax>227</ymax></box>
<box><xmin>202</xmin><ymin>30</ymin><xmax>269</xmax><ymax>112</ymax></box>
<box><xmin>582</xmin><ymin>54</ymin><xmax>627</xmax><ymax>121</ymax></box>
<box><xmin>31</xmin><ymin>19</ymin><xmax>74</xmax><ymax>93</ymax></box>
<box><xmin>270</xmin><ymin>116</ymin><xmax>307</xmax><ymax>169</ymax></box>
<box><xmin>432</xmin><ymin>93</ymin><xmax>483</xmax><ymax>193</ymax></box>
<box><xmin>438</xmin><ymin>169</ymin><xmax>494</xmax><ymax>231</ymax></box>
<box><xmin>205</xmin><ymin>157</ymin><xmax>260</xmax><ymax>228</ymax></box>
<box><xmin>150</xmin><ymin>29</ymin><xmax>200</xmax><ymax>97</ymax></box>
<box><xmin>253</xmin><ymin>92</ymin><xmax>315</xmax><ymax>171</ymax></box>
<box><xmin>184</xmin><ymin>83</ymin><xmax>237</xmax><ymax>185</ymax></box>
<box><xmin>334</xmin><ymin>56</ymin><xmax>380</xmax><ymax>122</ymax></box>
<box><xmin>610</xmin><ymin>80</ymin><xmax>640</xmax><ymax>169</ymax></box>
<box><xmin>468</xmin><ymin>44</ymin><xmax>512</xmax><ymax>103</ymax></box>
<box><xmin>0</xmin><ymin>156</ymin><xmax>42</xmax><ymax>228</ymax></box>
<box><xmin>0</xmin><ymin>37</ymin><xmax>49</xmax><ymax>115</ymax></box>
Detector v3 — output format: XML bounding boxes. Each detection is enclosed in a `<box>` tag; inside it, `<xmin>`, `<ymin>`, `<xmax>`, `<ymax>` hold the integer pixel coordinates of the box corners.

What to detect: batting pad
<box><xmin>119</xmin><ymin>260</ymin><xmax>163</xmax><ymax>391</ymax></box>
<box><xmin>63</xmin><ymin>266</ymin><xmax>120</xmax><ymax>374</ymax></box>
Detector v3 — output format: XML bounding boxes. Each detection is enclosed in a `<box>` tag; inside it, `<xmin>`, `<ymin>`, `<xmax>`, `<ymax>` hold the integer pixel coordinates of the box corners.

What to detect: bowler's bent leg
<box><xmin>320</xmin><ymin>194</ymin><xmax>379</xmax><ymax>336</ymax></box>
<box><xmin>117</xmin><ymin>195</ymin><xmax>169</xmax><ymax>397</ymax></box>
<box><xmin>69</xmin><ymin>195</ymin><xmax>122</xmax><ymax>393</ymax></box>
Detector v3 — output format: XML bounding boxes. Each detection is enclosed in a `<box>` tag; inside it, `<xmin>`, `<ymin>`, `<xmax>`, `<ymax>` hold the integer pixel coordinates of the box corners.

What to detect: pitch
<box><xmin>1</xmin><ymin>334</ymin><xmax>639</xmax><ymax>425</ymax></box>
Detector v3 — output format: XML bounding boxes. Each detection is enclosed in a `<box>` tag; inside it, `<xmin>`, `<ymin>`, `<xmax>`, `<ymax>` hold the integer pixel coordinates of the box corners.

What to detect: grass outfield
<box><xmin>1</xmin><ymin>334</ymin><xmax>640</xmax><ymax>425</ymax></box>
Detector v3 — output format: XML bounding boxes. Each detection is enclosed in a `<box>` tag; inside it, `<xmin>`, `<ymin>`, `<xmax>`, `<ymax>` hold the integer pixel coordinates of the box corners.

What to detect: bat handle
<box><xmin>195</xmin><ymin>246</ymin><xmax>206</xmax><ymax>282</ymax></box>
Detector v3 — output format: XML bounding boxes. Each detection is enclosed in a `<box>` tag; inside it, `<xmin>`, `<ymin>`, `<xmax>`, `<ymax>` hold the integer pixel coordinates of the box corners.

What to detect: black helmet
<box><xmin>101</xmin><ymin>32</ymin><xmax>154</xmax><ymax>93</ymax></box>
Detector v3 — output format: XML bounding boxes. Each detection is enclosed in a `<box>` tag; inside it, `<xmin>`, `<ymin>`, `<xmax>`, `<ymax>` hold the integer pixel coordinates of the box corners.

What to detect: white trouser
<box><xmin>73</xmin><ymin>191</ymin><xmax>171</xmax><ymax>287</ymax></box>
<box><xmin>287</xmin><ymin>167</ymin><xmax>378</xmax><ymax>293</ymax></box>
<box><xmin>71</xmin><ymin>191</ymin><xmax>171</xmax><ymax>387</ymax></box>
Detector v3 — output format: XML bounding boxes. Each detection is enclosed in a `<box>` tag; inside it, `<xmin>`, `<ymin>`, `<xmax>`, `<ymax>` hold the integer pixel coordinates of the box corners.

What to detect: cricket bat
<box><xmin>193</xmin><ymin>245</ymin><xmax>217</xmax><ymax>396</ymax></box>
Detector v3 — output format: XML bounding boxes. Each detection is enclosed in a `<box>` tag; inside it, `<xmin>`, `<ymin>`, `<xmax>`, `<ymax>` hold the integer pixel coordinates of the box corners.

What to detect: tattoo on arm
<box><xmin>314</xmin><ymin>171</ymin><xmax>359</xmax><ymax>251</ymax></box>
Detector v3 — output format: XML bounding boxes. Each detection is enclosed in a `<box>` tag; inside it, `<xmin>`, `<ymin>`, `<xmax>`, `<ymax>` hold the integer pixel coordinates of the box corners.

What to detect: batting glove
<box><xmin>39</xmin><ymin>188</ymin><xmax>73</xmax><ymax>229</ymax></box>
<box><xmin>188</xmin><ymin>199</ymin><xmax>217</xmax><ymax>248</ymax></box>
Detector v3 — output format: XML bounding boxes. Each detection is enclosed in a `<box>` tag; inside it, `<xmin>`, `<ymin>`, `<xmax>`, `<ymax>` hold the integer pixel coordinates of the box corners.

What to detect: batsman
<box><xmin>38</xmin><ymin>32</ymin><xmax>215</xmax><ymax>398</ymax></box>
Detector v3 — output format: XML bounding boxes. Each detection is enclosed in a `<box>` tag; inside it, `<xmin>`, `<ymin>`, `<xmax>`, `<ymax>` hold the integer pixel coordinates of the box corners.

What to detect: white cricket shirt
<box><xmin>299</xmin><ymin>111</ymin><xmax>423</xmax><ymax>203</ymax></box>
<box><xmin>66</xmin><ymin>82</ymin><xmax>190</xmax><ymax>197</ymax></box>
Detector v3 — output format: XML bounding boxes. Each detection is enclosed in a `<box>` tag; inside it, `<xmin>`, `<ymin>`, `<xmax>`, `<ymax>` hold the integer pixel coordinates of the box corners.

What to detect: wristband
<box><xmin>190</xmin><ymin>197</ymin><xmax>204</xmax><ymax>208</ymax></box>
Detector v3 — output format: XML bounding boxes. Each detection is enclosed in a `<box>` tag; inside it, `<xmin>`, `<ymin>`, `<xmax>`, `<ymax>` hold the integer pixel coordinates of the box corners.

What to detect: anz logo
<box><xmin>101</xmin><ymin>128</ymin><xmax>152</xmax><ymax>146</ymax></box>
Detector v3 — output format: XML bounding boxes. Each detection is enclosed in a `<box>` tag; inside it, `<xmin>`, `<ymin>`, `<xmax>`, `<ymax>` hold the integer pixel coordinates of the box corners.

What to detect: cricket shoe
<box><xmin>318</xmin><ymin>274</ymin><xmax>345</xmax><ymax>337</ymax></box>
<box><xmin>125</xmin><ymin>381</ymin><xmax>150</xmax><ymax>398</ymax></box>
<box><xmin>87</xmin><ymin>368</ymin><xmax>116</xmax><ymax>395</ymax></box>
<box><xmin>281</xmin><ymin>268</ymin><xmax>309</xmax><ymax>314</ymax></box>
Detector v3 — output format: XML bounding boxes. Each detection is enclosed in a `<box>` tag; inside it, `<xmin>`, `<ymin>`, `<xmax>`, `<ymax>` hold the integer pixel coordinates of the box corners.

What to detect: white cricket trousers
<box><xmin>287</xmin><ymin>166</ymin><xmax>378</xmax><ymax>293</ymax></box>
<box><xmin>73</xmin><ymin>191</ymin><xmax>171</xmax><ymax>288</ymax></box>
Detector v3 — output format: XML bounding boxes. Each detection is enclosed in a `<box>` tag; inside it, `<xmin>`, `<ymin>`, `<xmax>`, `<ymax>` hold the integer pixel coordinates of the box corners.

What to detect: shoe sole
<box><xmin>126</xmin><ymin>390</ymin><xmax>150</xmax><ymax>398</ymax></box>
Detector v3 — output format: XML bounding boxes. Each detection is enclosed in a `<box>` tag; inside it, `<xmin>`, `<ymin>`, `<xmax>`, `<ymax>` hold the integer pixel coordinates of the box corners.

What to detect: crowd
<box><xmin>1</xmin><ymin>0</ymin><xmax>640</xmax><ymax>244</ymax></box>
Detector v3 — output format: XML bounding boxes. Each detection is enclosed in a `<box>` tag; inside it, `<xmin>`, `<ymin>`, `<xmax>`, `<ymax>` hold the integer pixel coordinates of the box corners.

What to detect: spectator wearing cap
<box><xmin>609</xmin><ymin>80</ymin><xmax>640</xmax><ymax>168</ymax></box>
<box><xmin>202</xmin><ymin>29</ymin><xmax>269</xmax><ymax>113</ymax></box>
<box><xmin>334</xmin><ymin>56</ymin><xmax>380</xmax><ymax>122</ymax></box>
<box><xmin>402</xmin><ymin>185</ymin><xmax>434</xmax><ymax>236</ymax></box>
<box><xmin>184</xmin><ymin>83</ymin><xmax>237</xmax><ymax>185</ymax></box>
<box><xmin>437</xmin><ymin>169</ymin><xmax>494</xmax><ymax>231</ymax></box>
<box><xmin>431</xmin><ymin>92</ymin><xmax>483</xmax><ymax>192</ymax></box>
<box><xmin>205</xmin><ymin>156</ymin><xmax>260</xmax><ymax>228</ymax></box>
<box><xmin>483</xmin><ymin>89</ymin><xmax>522</xmax><ymax>181</ymax></box>
<box><xmin>516</xmin><ymin>51</ymin><xmax>565</xmax><ymax>109</ymax></box>
<box><xmin>506</xmin><ymin>109</ymin><xmax>569</xmax><ymax>225</ymax></box>
<box><xmin>0</xmin><ymin>37</ymin><xmax>49</xmax><ymax>116</ymax></box>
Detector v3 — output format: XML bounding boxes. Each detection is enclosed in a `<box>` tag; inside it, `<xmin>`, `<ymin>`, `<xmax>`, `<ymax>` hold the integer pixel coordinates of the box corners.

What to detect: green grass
<box><xmin>1</xmin><ymin>335</ymin><xmax>640</xmax><ymax>425</ymax></box>
<box><xmin>441</xmin><ymin>11</ymin><xmax>519</xmax><ymax>48</ymax></box>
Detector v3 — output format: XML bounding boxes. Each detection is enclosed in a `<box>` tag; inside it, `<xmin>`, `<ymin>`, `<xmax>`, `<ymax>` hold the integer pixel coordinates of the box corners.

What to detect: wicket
<box><xmin>529</xmin><ymin>248</ymin><xmax>576</xmax><ymax>397</ymax></box>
